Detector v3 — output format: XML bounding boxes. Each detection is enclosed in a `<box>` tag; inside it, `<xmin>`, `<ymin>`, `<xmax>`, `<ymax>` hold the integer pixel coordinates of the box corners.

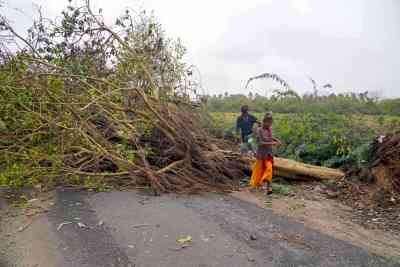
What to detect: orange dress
<box><xmin>249</xmin><ymin>127</ymin><xmax>274</xmax><ymax>188</ymax></box>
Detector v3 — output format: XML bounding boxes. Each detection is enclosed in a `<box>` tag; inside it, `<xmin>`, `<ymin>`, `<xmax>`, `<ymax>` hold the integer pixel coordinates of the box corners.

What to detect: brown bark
<box><xmin>273</xmin><ymin>157</ymin><xmax>345</xmax><ymax>180</ymax></box>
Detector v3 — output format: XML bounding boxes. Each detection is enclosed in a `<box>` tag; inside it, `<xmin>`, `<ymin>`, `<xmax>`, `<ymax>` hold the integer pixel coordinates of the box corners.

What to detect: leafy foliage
<box><xmin>271</xmin><ymin>182</ymin><xmax>293</xmax><ymax>195</ymax></box>
<box><xmin>0</xmin><ymin>2</ymin><xmax>250</xmax><ymax>194</ymax></box>
<box><xmin>0</xmin><ymin>2</ymin><xmax>192</xmax><ymax>189</ymax></box>
<box><xmin>210</xmin><ymin>111</ymin><xmax>391</xmax><ymax>168</ymax></box>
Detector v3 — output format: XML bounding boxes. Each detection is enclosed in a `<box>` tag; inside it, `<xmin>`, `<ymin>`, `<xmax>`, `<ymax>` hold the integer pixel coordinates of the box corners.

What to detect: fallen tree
<box><xmin>340</xmin><ymin>133</ymin><xmax>400</xmax><ymax>207</ymax></box>
<box><xmin>0</xmin><ymin>2</ymin><xmax>251</xmax><ymax>194</ymax></box>
<box><xmin>273</xmin><ymin>157</ymin><xmax>344</xmax><ymax>180</ymax></box>
<box><xmin>369</xmin><ymin>133</ymin><xmax>400</xmax><ymax>193</ymax></box>
<box><xmin>237</xmin><ymin>155</ymin><xmax>344</xmax><ymax>181</ymax></box>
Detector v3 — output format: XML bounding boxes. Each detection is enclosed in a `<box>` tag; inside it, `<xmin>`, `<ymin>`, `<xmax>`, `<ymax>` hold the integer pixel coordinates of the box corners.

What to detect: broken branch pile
<box><xmin>0</xmin><ymin>3</ymin><xmax>250</xmax><ymax>194</ymax></box>
<box><xmin>64</xmin><ymin>89</ymin><xmax>250</xmax><ymax>194</ymax></box>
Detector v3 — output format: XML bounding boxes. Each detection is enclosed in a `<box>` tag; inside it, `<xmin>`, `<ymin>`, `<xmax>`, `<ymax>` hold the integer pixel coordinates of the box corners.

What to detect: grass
<box><xmin>272</xmin><ymin>182</ymin><xmax>293</xmax><ymax>195</ymax></box>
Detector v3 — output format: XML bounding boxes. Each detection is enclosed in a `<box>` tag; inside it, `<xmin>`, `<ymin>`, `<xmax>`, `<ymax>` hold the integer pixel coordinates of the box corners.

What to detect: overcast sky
<box><xmin>3</xmin><ymin>0</ymin><xmax>400</xmax><ymax>97</ymax></box>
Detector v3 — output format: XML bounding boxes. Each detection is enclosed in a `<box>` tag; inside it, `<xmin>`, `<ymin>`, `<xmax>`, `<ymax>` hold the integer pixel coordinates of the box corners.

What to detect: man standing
<box><xmin>236</xmin><ymin>105</ymin><xmax>258</xmax><ymax>154</ymax></box>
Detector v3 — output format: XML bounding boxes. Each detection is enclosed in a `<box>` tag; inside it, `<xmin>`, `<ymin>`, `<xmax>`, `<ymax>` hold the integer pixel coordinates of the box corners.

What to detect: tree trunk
<box><xmin>272</xmin><ymin>157</ymin><xmax>344</xmax><ymax>180</ymax></box>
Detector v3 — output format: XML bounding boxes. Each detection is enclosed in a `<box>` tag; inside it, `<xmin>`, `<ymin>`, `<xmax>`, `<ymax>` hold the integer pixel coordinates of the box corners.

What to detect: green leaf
<box><xmin>177</xmin><ymin>235</ymin><xmax>192</xmax><ymax>244</ymax></box>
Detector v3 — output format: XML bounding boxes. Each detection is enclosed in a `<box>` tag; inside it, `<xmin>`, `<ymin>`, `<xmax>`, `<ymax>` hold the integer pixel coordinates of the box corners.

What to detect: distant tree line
<box><xmin>206</xmin><ymin>90</ymin><xmax>400</xmax><ymax>115</ymax></box>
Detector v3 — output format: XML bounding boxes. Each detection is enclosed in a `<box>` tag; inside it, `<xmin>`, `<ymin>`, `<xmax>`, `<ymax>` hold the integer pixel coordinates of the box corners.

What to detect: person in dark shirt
<box><xmin>236</xmin><ymin>105</ymin><xmax>258</xmax><ymax>154</ymax></box>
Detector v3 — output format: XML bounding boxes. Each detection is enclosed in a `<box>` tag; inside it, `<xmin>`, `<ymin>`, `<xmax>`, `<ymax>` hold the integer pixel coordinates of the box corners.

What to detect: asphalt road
<box><xmin>0</xmin><ymin>189</ymin><xmax>398</xmax><ymax>267</ymax></box>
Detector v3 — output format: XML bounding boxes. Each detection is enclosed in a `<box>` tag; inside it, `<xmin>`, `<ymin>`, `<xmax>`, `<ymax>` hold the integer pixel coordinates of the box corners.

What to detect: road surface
<box><xmin>0</xmin><ymin>189</ymin><xmax>398</xmax><ymax>267</ymax></box>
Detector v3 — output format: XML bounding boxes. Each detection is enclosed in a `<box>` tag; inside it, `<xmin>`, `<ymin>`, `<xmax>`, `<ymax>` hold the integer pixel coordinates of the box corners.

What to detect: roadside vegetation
<box><xmin>209</xmin><ymin>110</ymin><xmax>399</xmax><ymax>169</ymax></box>
<box><xmin>206</xmin><ymin>88</ymin><xmax>399</xmax><ymax>170</ymax></box>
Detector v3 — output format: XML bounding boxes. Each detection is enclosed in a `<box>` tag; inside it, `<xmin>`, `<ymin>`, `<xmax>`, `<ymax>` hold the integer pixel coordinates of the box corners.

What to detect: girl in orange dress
<box><xmin>249</xmin><ymin>112</ymin><xmax>281</xmax><ymax>194</ymax></box>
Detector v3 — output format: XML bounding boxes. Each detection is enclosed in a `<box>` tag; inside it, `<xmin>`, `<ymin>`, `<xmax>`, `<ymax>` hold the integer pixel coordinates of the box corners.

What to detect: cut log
<box><xmin>222</xmin><ymin>150</ymin><xmax>345</xmax><ymax>181</ymax></box>
<box><xmin>273</xmin><ymin>157</ymin><xmax>345</xmax><ymax>180</ymax></box>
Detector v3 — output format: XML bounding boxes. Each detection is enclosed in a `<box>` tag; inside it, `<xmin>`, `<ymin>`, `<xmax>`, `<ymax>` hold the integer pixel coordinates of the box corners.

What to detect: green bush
<box><xmin>210</xmin><ymin>111</ymin><xmax>378</xmax><ymax>169</ymax></box>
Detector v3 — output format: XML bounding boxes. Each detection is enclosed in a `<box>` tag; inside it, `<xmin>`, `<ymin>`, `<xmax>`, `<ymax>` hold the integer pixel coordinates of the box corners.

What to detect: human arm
<box><xmin>258</xmin><ymin>129</ymin><xmax>280</xmax><ymax>146</ymax></box>
<box><xmin>236</xmin><ymin>117</ymin><xmax>243</xmax><ymax>142</ymax></box>
<box><xmin>236</xmin><ymin>117</ymin><xmax>241</xmax><ymax>136</ymax></box>
<box><xmin>272</xmin><ymin>137</ymin><xmax>282</xmax><ymax>146</ymax></box>
<box><xmin>260</xmin><ymin>141</ymin><xmax>279</xmax><ymax>146</ymax></box>
<box><xmin>250</xmin><ymin>114</ymin><xmax>258</xmax><ymax>125</ymax></box>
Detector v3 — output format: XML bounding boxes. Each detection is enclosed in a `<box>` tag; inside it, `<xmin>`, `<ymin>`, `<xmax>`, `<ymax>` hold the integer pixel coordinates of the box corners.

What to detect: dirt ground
<box><xmin>232</xmin><ymin>181</ymin><xmax>400</xmax><ymax>260</ymax></box>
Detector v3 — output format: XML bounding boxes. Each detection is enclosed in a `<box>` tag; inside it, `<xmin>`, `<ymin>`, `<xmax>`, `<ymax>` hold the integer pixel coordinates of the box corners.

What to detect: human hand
<box><xmin>267</xmin><ymin>141</ymin><xmax>280</xmax><ymax>147</ymax></box>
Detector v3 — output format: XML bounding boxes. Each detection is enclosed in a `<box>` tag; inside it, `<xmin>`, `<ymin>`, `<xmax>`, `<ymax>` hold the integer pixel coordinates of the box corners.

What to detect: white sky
<box><xmin>2</xmin><ymin>0</ymin><xmax>400</xmax><ymax>97</ymax></box>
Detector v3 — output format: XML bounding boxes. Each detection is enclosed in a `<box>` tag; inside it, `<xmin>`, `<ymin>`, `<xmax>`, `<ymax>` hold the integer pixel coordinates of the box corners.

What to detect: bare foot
<box><xmin>261</xmin><ymin>183</ymin><xmax>272</xmax><ymax>195</ymax></box>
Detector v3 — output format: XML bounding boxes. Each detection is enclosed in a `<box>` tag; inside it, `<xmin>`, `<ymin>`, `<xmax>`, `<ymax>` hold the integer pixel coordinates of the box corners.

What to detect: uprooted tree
<box><xmin>0</xmin><ymin>1</ymin><xmax>250</xmax><ymax>194</ymax></box>
<box><xmin>343</xmin><ymin>133</ymin><xmax>400</xmax><ymax>207</ymax></box>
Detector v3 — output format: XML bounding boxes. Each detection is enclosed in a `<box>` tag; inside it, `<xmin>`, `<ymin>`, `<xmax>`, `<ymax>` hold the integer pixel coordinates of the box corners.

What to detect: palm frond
<box><xmin>245</xmin><ymin>73</ymin><xmax>291</xmax><ymax>90</ymax></box>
